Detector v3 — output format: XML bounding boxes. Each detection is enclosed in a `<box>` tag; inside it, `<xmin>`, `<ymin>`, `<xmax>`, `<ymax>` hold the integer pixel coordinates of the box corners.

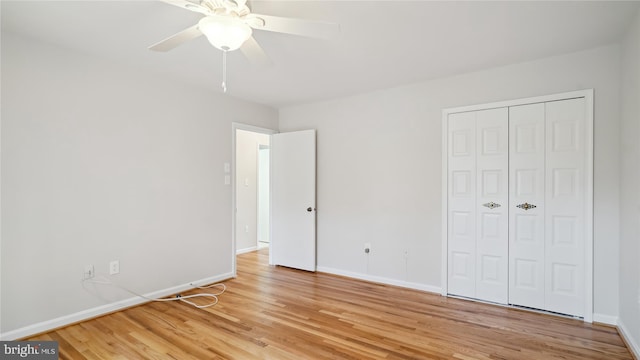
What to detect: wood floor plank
<box><xmin>26</xmin><ymin>248</ymin><xmax>633</xmax><ymax>359</ymax></box>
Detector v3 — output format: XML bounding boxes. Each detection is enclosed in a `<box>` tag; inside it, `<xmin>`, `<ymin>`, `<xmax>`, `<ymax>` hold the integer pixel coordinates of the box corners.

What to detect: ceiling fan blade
<box><xmin>149</xmin><ymin>24</ymin><xmax>202</xmax><ymax>52</ymax></box>
<box><xmin>240</xmin><ymin>36</ymin><xmax>273</xmax><ymax>67</ymax></box>
<box><xmin>247</xmin><ymin>14</ymin><xmax>340</xmax><ymax>40</ymax></box>
<box><xmin>158</xmin><ymin>0</ymin><xmax>211</xmax><ymax>16</ymax></box>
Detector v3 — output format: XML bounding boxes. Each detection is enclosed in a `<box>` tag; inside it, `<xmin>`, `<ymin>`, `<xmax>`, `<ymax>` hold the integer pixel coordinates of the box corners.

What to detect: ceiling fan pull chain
<box><xmin>221</xmin><ymin>49</ymin><xmax>228</xmax><ymax>93</ymax></box>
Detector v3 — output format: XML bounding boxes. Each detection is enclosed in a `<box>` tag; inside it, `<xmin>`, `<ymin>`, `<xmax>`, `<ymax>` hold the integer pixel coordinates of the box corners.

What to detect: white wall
<box><xmin>235</xmin><ymin>130</ymin><xmax>270</xmax><ymax>252</ymax></box>
<box><xmin>0</xmin><ymin>32</ymin><xmax>278</xmax><ymax>337</ymax></box>
<box><xmin>280</xmin><ymin>45</ymin><xmax>622</xmax><ymax>318</ymax></box>
<box><xmin>619</xmin><ymin>8</ymin><xmax>640</xmax><ymax>356</ymax></box>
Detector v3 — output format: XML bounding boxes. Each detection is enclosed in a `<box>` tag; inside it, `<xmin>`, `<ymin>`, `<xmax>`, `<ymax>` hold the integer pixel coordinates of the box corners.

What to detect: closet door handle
<box><xmin>482</xmin><ymin>202</ymin><xmax>501</xmax><ymax>209</ymax></box>
<box><xmin>516</xmin><ymin>202</ymin><xmax>537</xmax><ymax>210</ymax></box>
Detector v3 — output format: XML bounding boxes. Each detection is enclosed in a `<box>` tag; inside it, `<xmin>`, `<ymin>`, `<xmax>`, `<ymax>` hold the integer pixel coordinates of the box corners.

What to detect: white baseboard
<box><xmin>593</xmin><ymin>313</ymin><xmax>618</xmax><ymax>326</ymax></box>
<box><xmin>316</xmin><ymin>266</ymin><xmax>441</xmax><ymax>294</ymax></box>
<box><xmin>236</xmin><ymin>246</ymin><xmax>257</xmax><ymax>255</ymax></box>
<box><xmin>0</xmin><ymin>272</ymin><xmax>234</xmax><ymax>341</ymax></box>
<box><xmin>618</xmin><ymin>319</ymin><xmax>640</xmax><ymax>359</ymax></box>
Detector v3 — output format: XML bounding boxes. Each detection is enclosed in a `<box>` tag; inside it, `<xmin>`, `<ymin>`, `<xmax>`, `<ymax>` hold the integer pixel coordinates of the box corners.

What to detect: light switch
<box><xmin>224</xmin><ymin>175</ymin><xmax>230</xmax><ymax>185</ymax></box>
<box><xmin>224</xmin><ymin>163</ymin><xmax>230</xmax><ymax>173</ymax></box>
<box><xmin>244</xmin><ymin>178</ymin><xmax>249</xmax><ymax>186</ymax></box>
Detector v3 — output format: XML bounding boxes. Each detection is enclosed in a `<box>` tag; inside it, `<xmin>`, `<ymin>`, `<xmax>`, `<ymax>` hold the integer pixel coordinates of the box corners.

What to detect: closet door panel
<box><xmin>447</xmin><ymin>112</ymin><xmax>477</xmax><ymax>298</ymax></box>
<box><xmin>475</xmin><ymin>108</ymin><xmax>509</xmax><ymax>304</ymax></box>
<box><xmin>544</xmin><ymin>98</ymin><xmax>586</xmax><ymax>316</ymax></box>
<box><xmin>508</xmin><ymin>103</ymin><xmax>546</xmax><ymax>309</ymax></box>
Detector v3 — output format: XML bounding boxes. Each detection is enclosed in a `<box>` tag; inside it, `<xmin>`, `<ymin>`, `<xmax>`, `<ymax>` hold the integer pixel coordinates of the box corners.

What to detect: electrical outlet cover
<box><xmin>109</xmin><ymin>260</ymin><xmax>120</xmax><ymax>275</ymax></box>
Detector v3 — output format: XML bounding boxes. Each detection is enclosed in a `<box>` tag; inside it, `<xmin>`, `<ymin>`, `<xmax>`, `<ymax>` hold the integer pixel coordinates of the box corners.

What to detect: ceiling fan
<box><xmin>149</xmin><ymin>0</ymin><xmax>341</xmax><ymax>66</ymax></box>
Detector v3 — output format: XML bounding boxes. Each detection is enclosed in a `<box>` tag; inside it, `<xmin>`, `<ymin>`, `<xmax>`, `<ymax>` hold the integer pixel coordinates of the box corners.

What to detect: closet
<box><xmin>442</xmin><ymin>90</ymin><xmax>593</xmax><ymax>320</ymax></box>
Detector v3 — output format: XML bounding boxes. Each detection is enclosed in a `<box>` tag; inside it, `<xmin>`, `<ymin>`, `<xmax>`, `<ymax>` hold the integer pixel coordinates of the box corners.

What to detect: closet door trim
<box><xmin>441</xmin><ymin>89</ymin><xmax>594</xmax><ymax>322</ymax></box>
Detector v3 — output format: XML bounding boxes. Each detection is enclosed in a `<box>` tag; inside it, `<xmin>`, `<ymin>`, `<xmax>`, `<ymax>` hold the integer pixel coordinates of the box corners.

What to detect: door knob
<box><xmin>516</xmin><ymin>202</ymin><xmax>537</xmax><ymax>210</ymax></box>
<box><xmin>307</xmin><ymin>207</ymin><xmax>314</xmax><ymax>212</ymax></box>
<box><xmin>482</xmin><ymin>202</ymin><xmax>501</xmax><ymax>209</ymax></box>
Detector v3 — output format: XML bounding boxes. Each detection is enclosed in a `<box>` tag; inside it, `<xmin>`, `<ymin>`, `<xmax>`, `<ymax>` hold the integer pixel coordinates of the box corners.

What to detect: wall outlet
<box><xmin>109</xmin><ymin>260</ymin><xmax>120</xmax><ymax>275</ymax></box>
<box><xmin>83</xmin><ymin>264</ymin><xmax>94</xmax><ymax>280</ymax></box>
<box><xmin>403</xmin><ymin>250</ymin><xmax>409</xmax><ymax>259</ymax></box>
<box><xmin>364</xmin><ymin>243</ymin><xmax>371</xmax><ymax>254</ymax></box>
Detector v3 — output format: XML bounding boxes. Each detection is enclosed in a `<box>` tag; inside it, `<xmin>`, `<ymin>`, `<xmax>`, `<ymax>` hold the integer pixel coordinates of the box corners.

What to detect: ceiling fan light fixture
<box><xmin>198</xmin><ymin>16</ymin><xmax>252</xmax><ymax>51</ymax></box>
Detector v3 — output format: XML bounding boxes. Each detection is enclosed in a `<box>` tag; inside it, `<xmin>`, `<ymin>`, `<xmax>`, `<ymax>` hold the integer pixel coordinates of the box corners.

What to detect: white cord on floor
<box><xmin>84</xmin><ymin>276</ymin><xmax>226</xmax><ymax>309</ymax></box>
<box><xmin>191</xmin><ymin>282</ymin><xmax>226</xmax><ymax>293</ymax></box>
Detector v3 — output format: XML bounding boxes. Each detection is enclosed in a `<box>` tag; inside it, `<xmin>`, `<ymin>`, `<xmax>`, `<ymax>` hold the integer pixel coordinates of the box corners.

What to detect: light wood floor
<box><xmin>28</xmin><ymin>248</ymin><xmax>633</xmax><ymax>359</ymax></box>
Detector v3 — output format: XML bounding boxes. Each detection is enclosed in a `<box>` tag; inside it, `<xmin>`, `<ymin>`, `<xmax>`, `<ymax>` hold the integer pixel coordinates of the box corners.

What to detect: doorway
<box><xmin>232</xmin><ymin>123</ymin><xmax>276</xmax><ymax>275</ymax></box>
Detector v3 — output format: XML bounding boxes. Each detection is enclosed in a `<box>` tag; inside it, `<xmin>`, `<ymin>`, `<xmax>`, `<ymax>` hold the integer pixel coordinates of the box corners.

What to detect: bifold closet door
<box><xmin>508</xmin><ymin>98</ymin><xmax>586</xmax><ymax>317</ymax></box>
<box><xmin>475</xmin><ymin>109</ymin><xmax>508</xmax><ymax>304</ymax></box>
<box><xmin>447</xmin><ymin>108</ymin><xmax>508</xmax><ymax>303</ymax></box>
<box><xmin>447</xmin><ymin>111</ymin><xmax>477</xmax><ymax>298</ymax></box>
<box><xmin>447</xmin><ymin>94</ymin><xmax>589</xmax><ymax>318</ymax></box>
<box><xmin>508</xmin><ymin>103</ymin><xmax>546</xmax><ymax>309</ymax></box>
<box><xmin>544</xmin><ymin>98</ymin><xmax>586</xmax><ymax>317</ymax></box>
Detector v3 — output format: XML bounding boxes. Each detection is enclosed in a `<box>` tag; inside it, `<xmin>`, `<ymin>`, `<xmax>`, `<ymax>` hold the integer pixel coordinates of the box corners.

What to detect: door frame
<box><xmin>440</xmin><ymin>89</ymin><xmax>594</xmax><ymax>322</ymax></box>
<box><xmin>231</xmin><ymin>122</ymin><xmax>277</xmax><ymax>277</ymax></box>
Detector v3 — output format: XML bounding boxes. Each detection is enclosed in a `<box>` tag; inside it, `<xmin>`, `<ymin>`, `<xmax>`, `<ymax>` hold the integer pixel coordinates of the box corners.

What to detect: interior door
<box><xmin>447</xmin><ymin>109</ymin><xmax>509</xmax><ymax>303</ymax></box>
<box><xmin>475</xmin><ymin>108</ymin><xmax>509</xmax><ymax>304</ymax></box>
<box><xmin>508</xmin><ymin>103</ymin><xmax>546</xmax><ymax>309</ymax></box>
<box><xmin>271</xmin><ymin>130</ymin><xmax>317</xmax><ymax>271</ymax></box>
<box><xmin>447</xmin><ymin>111</ymin><xmax>477</xmax><ymax>298</ymax></box>
<box><xmin>544</xmin><ymin>98</ymin><xmax>586</xmax><ymax>317</ymax></box>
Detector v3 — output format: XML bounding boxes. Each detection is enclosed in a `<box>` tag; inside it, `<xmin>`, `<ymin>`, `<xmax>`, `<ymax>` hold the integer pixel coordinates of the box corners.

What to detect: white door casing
<box><xmin>271</xmin><ymin>130</ymin><xmax>317</xmax><ymax>272</ymax></box>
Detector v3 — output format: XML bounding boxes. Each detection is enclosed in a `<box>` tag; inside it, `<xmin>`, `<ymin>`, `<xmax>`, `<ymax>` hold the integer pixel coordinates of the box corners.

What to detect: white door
<box><xmin>544</xmin><ymin>98</ymin><xmax>585</xmax><ymax>317</ymax></box>
<box><xmin>447</xmin><ymin>109</ymin><xmax>509</xmax><ymax>303</ymax></box>
<box><xmin>508</xmin><ymin>99</ymin><xmax>587</xmax><ymax>317</ymax></box>
<box><xmin>475</xmin><ymin>108</ymin><xmax>509</xmax><ymax>304</ymax></box>
<box><xmin>271</xmin><ymin>130</ymin><xmax>317</xmax><ymax>272</ymax></box>
<box><xmin>447</xmin><ymin>111</ymin><xmax>477</xmax><ymax>298</ymax></box>
<box><xmin>508</xmin><ymin>103</ymin><xmax>546</xmax><ymax>309</ymax></box>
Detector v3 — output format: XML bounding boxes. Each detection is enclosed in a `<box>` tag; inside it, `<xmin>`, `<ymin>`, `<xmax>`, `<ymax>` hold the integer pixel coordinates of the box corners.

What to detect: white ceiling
<box><xmin>2</xmin><ymin>1</ymin><xmax>639</xmax><ymax>108</ymax></box>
